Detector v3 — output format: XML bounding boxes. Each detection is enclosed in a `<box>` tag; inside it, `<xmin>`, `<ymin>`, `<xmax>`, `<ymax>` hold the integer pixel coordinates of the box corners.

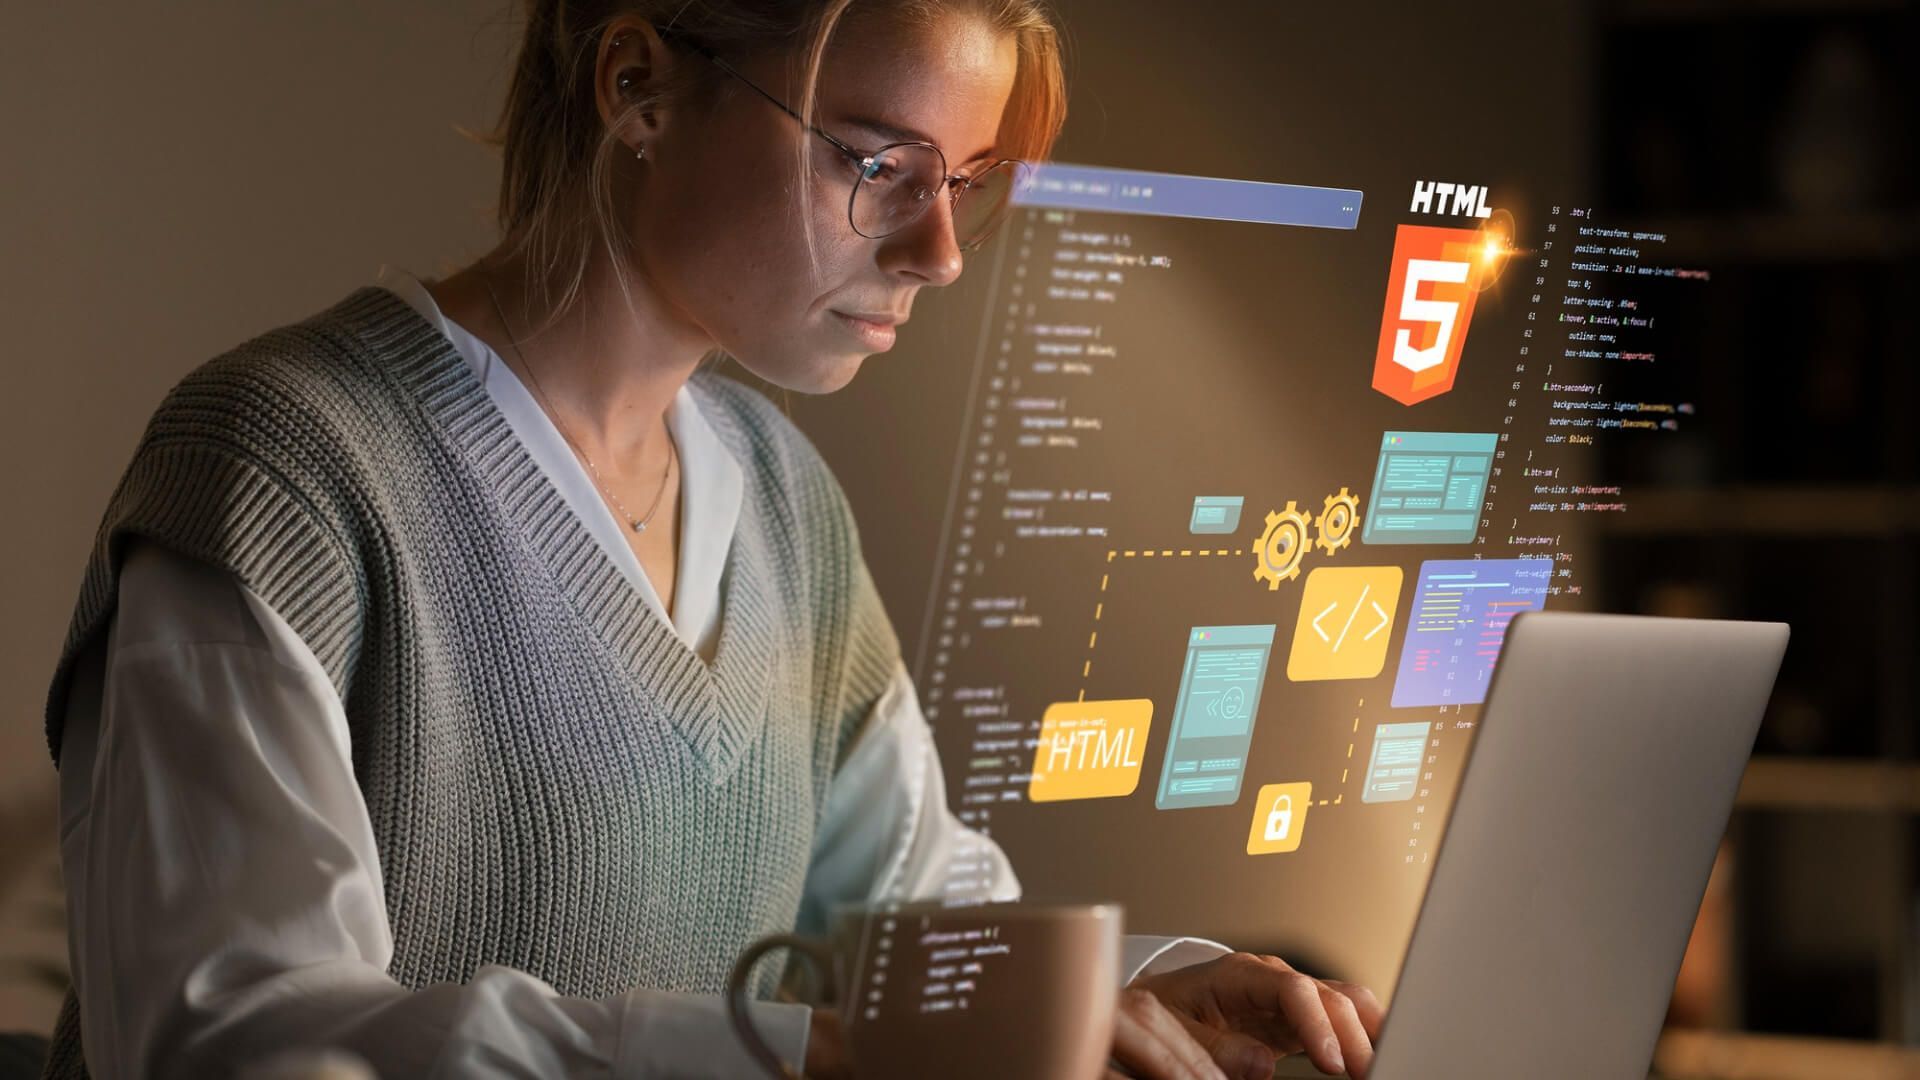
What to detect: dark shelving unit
<box><xmin>1593</xmin><ymin>0</ymin><xmax>1919</xmax><ymax>1060</ymax></box>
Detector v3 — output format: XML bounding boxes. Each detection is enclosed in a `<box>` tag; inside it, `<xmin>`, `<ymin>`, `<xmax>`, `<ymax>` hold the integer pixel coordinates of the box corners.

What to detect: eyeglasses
<box><xmin>660</xmin><ymin>29</ymin><xmax>1026</xmax><ymax>253</ymax></box>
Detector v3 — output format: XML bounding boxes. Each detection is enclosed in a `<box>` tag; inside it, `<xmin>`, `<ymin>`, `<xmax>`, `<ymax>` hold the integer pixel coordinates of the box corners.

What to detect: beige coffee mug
<box><xmin>727</xmin><ymin>899</ymin><xmax>1122</xmax><ymax>1080</ymax></box>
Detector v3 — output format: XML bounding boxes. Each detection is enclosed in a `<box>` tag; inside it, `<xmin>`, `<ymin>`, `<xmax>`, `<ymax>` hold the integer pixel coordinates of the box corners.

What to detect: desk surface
<box><xmin>1266</xmin><ymin>1029</ymin><xmax>1920</xmax><ymax>1080</ymax></box>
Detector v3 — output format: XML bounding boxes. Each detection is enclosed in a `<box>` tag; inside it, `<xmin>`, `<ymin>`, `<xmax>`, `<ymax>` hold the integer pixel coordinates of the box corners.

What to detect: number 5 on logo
<box><xmin>1371</xmin><ymin>224</ymin><xmax>1488</xmax><ymax>406</ymax></box>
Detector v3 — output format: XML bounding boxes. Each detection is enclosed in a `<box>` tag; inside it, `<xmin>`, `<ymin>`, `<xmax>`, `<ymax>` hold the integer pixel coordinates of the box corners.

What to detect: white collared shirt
<box><xmin>54</xmin><ymin>266</ymin><xmax>1227</xmax><ymax>1078</ymax></box>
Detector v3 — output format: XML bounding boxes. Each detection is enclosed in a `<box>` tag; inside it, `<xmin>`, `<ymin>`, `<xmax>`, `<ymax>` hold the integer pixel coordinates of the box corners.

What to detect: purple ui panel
<box><xmin>1391</xmin><ymin>558</ymin><xmax>1550</xmax><ymax>709</ymax></box>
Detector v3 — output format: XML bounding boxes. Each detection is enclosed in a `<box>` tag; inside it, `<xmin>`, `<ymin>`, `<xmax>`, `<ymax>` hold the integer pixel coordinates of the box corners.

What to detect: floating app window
<box><xmin>1155</xmin><ymin>625</ymin><xmax>1276</xmax><ymax>810</ymax></box>
<box><xmin>1247</xmin><ymin>781</ymin><xmax>1314</xmax><ymax>855</ymax></box>
<box><xmin>1360</xmin><ymin>431</ymin><xmax>1498</xmax><ymax>546</ymax></box>
<box><xmin>1361</xmin><ymin>721</ymin><xmax>1432</xmax><ymax>803</ymax></box>
<box><xmin>1028</xmin><ymin>699</ymin><xmax>1154</xmax><ymax>802</ymax></box>
<box><xmin>1189</xmin><ymin>495</ymin><xmax>1245</xmax><ymax>535</ymax></box>
<box><xmin>1371</xmin><ymin>224</ymin><xmax>1491</xmax><ymax>406</ymax></box>
<box><xmin>1391</xmin><ymin>558</ymin><xmax>1550</xmax><ymax>709</ymax></box>
<box><xmin>1286</xmin><ymin>566</ymin><xmax>1403</xmax><ymax>682</ymax></box>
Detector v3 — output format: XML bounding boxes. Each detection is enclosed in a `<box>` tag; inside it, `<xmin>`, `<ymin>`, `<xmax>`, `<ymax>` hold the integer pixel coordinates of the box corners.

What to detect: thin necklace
<box><xmin>482</xmin><ymin>274</ymin><xmax>676</xmax><ymax>534</ymax></box>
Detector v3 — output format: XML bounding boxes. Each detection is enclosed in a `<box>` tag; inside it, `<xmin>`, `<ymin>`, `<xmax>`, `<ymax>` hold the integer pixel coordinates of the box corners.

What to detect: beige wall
<box><xmin>0</xmin><ymin>2</ymin><xmax>516</xmax><ymax>1032</ymax></box>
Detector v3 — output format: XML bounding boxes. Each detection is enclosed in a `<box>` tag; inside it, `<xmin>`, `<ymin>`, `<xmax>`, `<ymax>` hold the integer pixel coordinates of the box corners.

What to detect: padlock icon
<box><xmin>1264</xmin><ymin>794</ymin><xmax>1294</xmax><ymax>842</ymax></box>
<box><xmin>1248</xmin><ymin>782</ymin><xmax>1311</xmax><ymax>855</ymax></box>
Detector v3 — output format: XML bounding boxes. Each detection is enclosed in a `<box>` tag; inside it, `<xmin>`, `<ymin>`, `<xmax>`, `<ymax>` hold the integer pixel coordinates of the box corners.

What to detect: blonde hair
<box><xmin>474</xmin><ymin>0</ymin><xmax>1068</xmax><ymax>334</ymax></box>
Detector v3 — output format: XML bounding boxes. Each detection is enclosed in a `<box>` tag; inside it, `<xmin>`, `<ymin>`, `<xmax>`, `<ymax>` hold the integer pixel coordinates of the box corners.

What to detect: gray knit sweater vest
<box><xmin>39</xmin><ymin>285</ymin><xmax>901</xmax><ymax>1077</ymax></box>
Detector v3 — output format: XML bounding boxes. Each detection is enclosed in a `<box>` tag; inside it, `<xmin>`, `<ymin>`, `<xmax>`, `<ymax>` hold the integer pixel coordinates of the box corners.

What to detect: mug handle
<box><xmin>726</xmin><ymin>933</ymin><xmax>839</xmax><ymax>1080</ymax></box>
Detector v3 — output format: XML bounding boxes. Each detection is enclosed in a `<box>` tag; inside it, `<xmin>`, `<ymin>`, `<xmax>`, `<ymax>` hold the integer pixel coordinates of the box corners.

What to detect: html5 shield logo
<box><xmin>1371</xmin><ymin>223</ymin><xmax>1490</xmax><ymax>406</ymax></box>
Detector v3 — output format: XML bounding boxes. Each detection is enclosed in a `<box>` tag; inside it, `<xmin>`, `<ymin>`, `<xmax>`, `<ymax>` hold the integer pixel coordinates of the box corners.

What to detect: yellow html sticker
<box><xmin>1027</xmin><ymin>699</ymin><xmax>1155</xmax><ymax>802</ymax></box>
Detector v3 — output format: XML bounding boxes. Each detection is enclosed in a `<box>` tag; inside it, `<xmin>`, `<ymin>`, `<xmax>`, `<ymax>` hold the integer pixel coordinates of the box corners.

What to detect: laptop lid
<box><xmin>1366</xmin><ymin>612</ymin><xmax>1788</xmax><ymax>1080</ymax></box>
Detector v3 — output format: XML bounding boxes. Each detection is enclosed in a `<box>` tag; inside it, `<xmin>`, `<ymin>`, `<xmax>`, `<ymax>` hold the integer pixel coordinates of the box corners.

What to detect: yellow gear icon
<box><xmin>1314</xmin><ymin>487</ymin><xmax>1361</xmax><ymax>555</ymax></box>
<box><xmin>1253</xmin><ymin>501</ymin><xmax>1311</xmax><ymax>590</ymax></box>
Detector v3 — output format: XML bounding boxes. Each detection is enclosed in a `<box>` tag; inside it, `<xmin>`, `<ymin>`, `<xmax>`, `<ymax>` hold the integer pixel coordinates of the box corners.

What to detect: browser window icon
<box><xmin>1188</xmin><ymin>495</ymin><xmax>1245</xmax><ymax>535</ymax></box>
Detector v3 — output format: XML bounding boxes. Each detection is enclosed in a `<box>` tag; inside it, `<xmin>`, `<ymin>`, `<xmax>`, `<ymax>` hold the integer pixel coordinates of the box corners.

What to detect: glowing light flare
<box><xmin>1472</xmin><ymin>207</ymin><xmax>1517</xmax><ymax>293</ymax></box>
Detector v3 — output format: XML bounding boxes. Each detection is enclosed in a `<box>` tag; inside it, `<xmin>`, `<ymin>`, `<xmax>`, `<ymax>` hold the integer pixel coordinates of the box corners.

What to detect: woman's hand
<box><xmin>1106</xmin><ymin>984</ymin><xmax>1234</xmax><ymax>1079</ymax></box>
<box><xmin>1120</xmin><ymin>952</ymin><xmax>1383</xmax><ymax>1080</ymax></box>
<box><xmin>805</xmin><ymin>952</ymin><xmax>1380</xmax><ymax>1080</ymax></box>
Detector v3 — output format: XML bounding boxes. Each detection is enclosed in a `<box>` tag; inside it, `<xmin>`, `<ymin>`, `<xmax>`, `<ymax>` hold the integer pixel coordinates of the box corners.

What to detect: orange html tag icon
<box><xmin>1371</xmin><ymin>224</ymin><xmax>1488</xmax><ymax>406</ymax></box>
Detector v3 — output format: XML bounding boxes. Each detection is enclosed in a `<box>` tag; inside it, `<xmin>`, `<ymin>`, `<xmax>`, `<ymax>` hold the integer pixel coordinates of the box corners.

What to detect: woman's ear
<box><xmin>595</xmin><ymin>18</ymin><xmax>675</xmax><ymax>155</ymax></box>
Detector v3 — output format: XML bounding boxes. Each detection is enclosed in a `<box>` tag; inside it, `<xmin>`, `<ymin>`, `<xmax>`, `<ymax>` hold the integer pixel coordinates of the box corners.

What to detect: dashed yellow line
<box><xmin>1084</xmin><ymin>541</ymin><xmax>1251</xmax><ymax>698</ymax></box>
<box><xmin>1081</xmin><ymin>575</ymin><xmax>1113</xmax><ymax>694</ymax></box>
<box><xmin>1339</xmin><ymin>705</ymin><xmax>1361</xmax><ymax>800</ymax></box>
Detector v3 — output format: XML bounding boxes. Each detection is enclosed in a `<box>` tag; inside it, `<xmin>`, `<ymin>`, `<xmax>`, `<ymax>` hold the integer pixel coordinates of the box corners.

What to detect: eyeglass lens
<box><xmin>847</xmin><ymin>144</ymin><xmax>1023</xmax><ymax>250</ymax></box>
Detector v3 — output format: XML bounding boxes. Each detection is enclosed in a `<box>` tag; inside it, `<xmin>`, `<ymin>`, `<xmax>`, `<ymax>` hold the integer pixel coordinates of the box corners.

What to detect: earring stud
<box><xmin>635</xmin><ymin>142</ymin><xmax>647</xmax><ymax>161</ymax></box>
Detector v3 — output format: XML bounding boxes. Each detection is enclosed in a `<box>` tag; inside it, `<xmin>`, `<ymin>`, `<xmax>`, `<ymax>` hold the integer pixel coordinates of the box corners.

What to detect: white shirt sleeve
<box><xmin>58</xmin><ymin>541</ymin><xmax>807</xmax><ymax>1079</ymax></box>
<box><xmin>800</xmin><ymin>661</ymin><xmax>1232</xmax><ymax>985</ymax></box>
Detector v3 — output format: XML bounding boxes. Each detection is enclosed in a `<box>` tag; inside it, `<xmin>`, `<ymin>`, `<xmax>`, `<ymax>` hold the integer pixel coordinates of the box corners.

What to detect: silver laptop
<box><xmin>1277</xmin><ymin>611</ymin><xmax>1788</xmax><ymax>1080</ymax></box>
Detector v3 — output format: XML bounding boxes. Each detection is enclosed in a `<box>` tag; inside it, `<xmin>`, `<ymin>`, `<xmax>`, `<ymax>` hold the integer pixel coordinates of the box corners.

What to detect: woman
<box><xmin>44</xmin><ymin>1</ymin><xmax>1381</xmax><ymax>1076</ymax></box>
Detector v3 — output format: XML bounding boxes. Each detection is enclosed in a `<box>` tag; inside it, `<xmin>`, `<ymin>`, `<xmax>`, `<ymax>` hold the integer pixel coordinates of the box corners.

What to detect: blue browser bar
<box><xmin>1013</xmin><ymin>162</ymin><xmax>1364</xmax><ymax>230</ymax></box>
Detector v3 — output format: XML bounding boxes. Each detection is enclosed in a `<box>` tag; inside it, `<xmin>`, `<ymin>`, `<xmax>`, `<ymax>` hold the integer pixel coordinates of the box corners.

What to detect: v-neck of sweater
<box><xmin>374</xmin><ymin>264</ymin><xmax>744</xmax><ymax>665</ymax></box>
<box><xmin>342</xmin><ymin>283</ymin><xmax>780</xmax><ymax>778</ymax></box>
